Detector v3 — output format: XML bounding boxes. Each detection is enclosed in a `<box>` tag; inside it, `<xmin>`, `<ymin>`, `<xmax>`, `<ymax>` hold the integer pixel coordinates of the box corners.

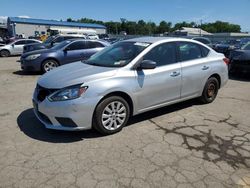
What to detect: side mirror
<box><xmin>138</xmin><ymin>60</ymin><xmax>156</xmax><ymax>70</ymax></box>
<box><xmin>11</xmin><ymin>44</ymin><xmax>15</xmax><ymax>47</ymax></box>
<box><xmin>63</xmin><ymin>46</ymin><xmax>70</xmax><ymax>51</ymax></box>
<box><xmin>50</xmin><ymin>41</ymin><xmax>54</xmax><ymax>47</ymax></box>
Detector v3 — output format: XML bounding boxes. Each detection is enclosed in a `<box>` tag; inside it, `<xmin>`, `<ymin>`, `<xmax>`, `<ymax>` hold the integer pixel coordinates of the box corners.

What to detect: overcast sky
<box><xmin>0</xmin><ymin>0</ymin><xmax>250</xmax><ymax>32</ymax></box>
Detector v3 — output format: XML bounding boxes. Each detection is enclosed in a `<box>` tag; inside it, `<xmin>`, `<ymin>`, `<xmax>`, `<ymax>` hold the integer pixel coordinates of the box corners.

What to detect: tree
<box><xmin>67</xmin><ymin>18</ymin><xmax>73</xmax><ymax>22</ymax></box>
<box><xmin>201</xmin><ymin>21</ymin><xmax>241</xmax><ymax>33</ymax></box>
<box><xmin>157</xmin><ymin>21</ymin><xmax>172</xmax><ymax>34</ymax></box>
<box><xmin>65</xmin><ymin>18</ymin><xmax>241</xmax><ymax>34</ymax></box>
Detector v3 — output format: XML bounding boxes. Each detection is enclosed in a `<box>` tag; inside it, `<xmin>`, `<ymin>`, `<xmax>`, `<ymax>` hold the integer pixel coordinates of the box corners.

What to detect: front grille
<box><xmin>36</xmin><ymin>84</ymin><xmax>58</xmax><ymax>102</ymax></box>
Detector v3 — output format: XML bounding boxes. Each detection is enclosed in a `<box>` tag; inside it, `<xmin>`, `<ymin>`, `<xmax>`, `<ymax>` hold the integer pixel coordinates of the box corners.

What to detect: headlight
<box><xmin>48</xmin><ymin>84</ymin><xmax>88</xmax><ymax>102</ymax></box>
<box><xmin>25</xmin><ymin>54</ymin><xmax>41</xmax><ymax>60</ymax></box>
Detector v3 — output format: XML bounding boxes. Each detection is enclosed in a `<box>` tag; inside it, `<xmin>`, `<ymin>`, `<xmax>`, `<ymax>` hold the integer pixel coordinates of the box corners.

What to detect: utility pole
<box><xmin>200</xmin><ymin>19</ymin><xmax>202</xmax><ymax>36</ymax></box>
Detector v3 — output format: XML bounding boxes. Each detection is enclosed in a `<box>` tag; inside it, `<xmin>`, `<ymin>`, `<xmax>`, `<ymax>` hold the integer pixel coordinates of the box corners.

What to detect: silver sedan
<box><xmin>33</xmin><ymin>37</ymin><xmax>228</xmax><ymax>135</ymax></box>
<box><xmin>0</xmin><ymin>39</ymin><xmax>41</xmax><ymax>57</ymax></box>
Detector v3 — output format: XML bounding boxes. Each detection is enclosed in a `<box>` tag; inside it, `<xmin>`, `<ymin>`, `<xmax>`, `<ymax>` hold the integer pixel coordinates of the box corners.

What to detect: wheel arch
<box><xmin>0</xmin><ymin>49</ymin><xmax>11</xmax><ymax>56</ymax></box>
<box><xmin>96</xmin><ymin>91</ymin><xmax>134</xmax><ymax>117</ymax></box>
<box><xmin>208</xmin><ymin>73</ymin><xmax>221</xmax><ymax>88</ymax></box>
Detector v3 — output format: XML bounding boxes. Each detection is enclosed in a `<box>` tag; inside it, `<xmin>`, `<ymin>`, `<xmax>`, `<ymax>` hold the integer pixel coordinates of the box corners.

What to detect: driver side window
<box><xmin>143</xmin><ymin>42</ymin><xmax>177</xmax><ymax>67</ymax></box>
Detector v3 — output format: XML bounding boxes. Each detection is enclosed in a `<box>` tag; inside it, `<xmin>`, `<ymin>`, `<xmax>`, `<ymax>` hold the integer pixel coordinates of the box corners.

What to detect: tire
<box><xmin>199</xmin><ymin>77</ymin><xmax>219</xmax><ymax>104</ymax></box>
<box><xmin>93</xmin><ymin>96</ymin><xmax>130</xmax><ymax>135</ymax></box>
<box><xmin>0</xmin><ymin>50</ymin><xmax>10</xmax><ymax>57</ymax></box>
<box><xmin>41</xmin><ymin>59</ymin><xmax>59</xmax><ymax>73</ymax></box>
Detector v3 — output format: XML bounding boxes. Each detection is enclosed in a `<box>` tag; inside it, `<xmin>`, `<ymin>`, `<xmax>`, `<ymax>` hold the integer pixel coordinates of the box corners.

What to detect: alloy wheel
<box><xmin>43</xmin><ymin>61</ymin><xmax>58</xmax><ymax>72</ymax></box>
<box><xmin>101</xmin><ymin>101</ymin><xmax>127</xmax><ymax>130</ymax></box>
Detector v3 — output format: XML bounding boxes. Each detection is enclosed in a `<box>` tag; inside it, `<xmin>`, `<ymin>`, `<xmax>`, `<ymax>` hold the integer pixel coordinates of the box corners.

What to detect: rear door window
<box><xmin>14</xmin><ymin>40</ymin><xmax>26</xmax><ymax>45</ymax></box>
<box><xmin>26</xmin><ymin>40</ymin><xmax>39</xmax><ymax>44</ymax></box>
<box><xmin>85</xmin><ymin>41</ymin><xmax>105</xmax><ymax>49</ymax></box>
<box><xmin>67</xmin><ymin>41</ymin><xmax>86</xmax><ymax>50</ymax></box>
<box><xmin>178</xmin><ymin>42</ymin><xmax>203</xmax><ymax>62</ymax></box>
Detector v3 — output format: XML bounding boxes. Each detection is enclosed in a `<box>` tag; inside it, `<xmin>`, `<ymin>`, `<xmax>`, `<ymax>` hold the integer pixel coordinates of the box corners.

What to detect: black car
<box><xmin>98</xmin><ymin>34</ymin><xmax>109</xmax><ymax>40</ymax></box>
<box><xmin>229</xmin><ymin>42</ymin><xmax>250</xmax><ymax>74</ymax></box>
<box><xmin>213</xmin><ymin>39</ymin><xmax>241</xmax><ymax>57</ymax></box>
<box><xmin>23</xmin><ymin>35</ymin><xmax>86</xmax><ymax>53</ymax></box>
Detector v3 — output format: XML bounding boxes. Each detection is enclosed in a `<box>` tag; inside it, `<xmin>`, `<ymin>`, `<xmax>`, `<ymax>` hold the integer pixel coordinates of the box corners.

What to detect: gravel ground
<box><xmin>0</xmin><ymin>56</ymin><xmax>250</xmax><ymax>188</ymax></box>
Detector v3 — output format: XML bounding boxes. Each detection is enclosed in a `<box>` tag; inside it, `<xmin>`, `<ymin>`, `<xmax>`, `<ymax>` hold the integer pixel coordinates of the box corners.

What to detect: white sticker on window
<box><xmin>134</xmin><ymin>42</ymin><xmax>150</xmax><ymax>47</ymax></box>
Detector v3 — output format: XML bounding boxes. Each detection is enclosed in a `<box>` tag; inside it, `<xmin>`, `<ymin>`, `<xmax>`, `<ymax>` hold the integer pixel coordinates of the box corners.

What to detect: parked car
<box><xmin>0</xmin><ymin>39</ymin><xmax>42</xmax><ymax>57</ymax></box>
<box><xmin>107</xmin><ymin>37</ymin><xmax>124</xmax><ymax>44</ymax></box>
<box><xmin>229</xmin><ymin>42</ymin><xmax>250</xmax><ymax>74</ymax></box>
<box><xmin>23</xmin><ymin>34</ymin><xmax>86</xmax><ymax>53</ymax></box>
<box><xmin>87</xmin><ymin>34</ymin><xmax>99</xmax><ymax>40</ymax></box>
<box><xmin>239</xmin><ymin>38</ymin><xmax>250</xmax><ymax>46</ymax></box>
<box><xmin>192</xmin><ymin>37</ymin><xmax>212</xmax><ymax>48</ymax></box>
<box><xmin>213</xmin><ymin>39</ymin><xmax>241</xmax><ymax>57</ymax></box>
<box><xmin>21</xmin><ymin>39</ymin><xmax>109</xmax><ymax>73</ymax></box>
<box><xmin>32</xmin><ymin>37</ymin><xmax>228</xmax><ymax>135</ymax></box>
<box><xmin>98</xmin><ymin>34</ymin><xmax>109</xmax><ymax>40</ymax></box>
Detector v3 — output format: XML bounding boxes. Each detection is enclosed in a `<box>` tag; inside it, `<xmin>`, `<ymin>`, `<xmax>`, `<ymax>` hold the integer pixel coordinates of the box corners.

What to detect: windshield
<box><xmin>44</xmin><ymin>36</ymin><xmax>56</xmax><ymax>44</ymax></box>
<box><xmin>51</xmin><ymin>40</ymin><xmax>71</xmax><ymax>50</ymax></box>
<box><xmin>241</xmin><ymin>42</ymin><xmax>250</xmax><ymax>50</ymax></box>
<box><xmin>84</xmin><ymin>41</ymin><xmax>150</xmax><ymax>67</ymax></box>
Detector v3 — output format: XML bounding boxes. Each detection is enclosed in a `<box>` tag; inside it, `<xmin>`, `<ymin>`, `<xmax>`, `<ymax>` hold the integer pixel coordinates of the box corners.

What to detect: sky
<box><xmin>0</xmin><ymin>0</ymin><xmax>250</xmax><ymax>32</ymax></box>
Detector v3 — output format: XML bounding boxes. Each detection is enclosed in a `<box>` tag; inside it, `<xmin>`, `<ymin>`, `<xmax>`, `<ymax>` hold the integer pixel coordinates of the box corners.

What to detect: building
<box><xmin>173</xmin><ymin>27</ymin><xmax>212</xmax><ymax>37</ymax></box>
<box><xmin>7</xmin><ymin>17</ymin><xmax>106</xmax><ymax>37</ymax></box>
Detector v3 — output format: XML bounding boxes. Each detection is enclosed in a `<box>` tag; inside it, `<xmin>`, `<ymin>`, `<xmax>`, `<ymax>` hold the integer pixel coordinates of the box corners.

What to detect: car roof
<box><xmin>124</xmin><ymin>36</ymin><xmax>191</xmax><ymax>44</ymax></box>
<box><xmin>65</xmin><ymin>39</ymin><xmax>109</xmax><ymax>45</ymax></box>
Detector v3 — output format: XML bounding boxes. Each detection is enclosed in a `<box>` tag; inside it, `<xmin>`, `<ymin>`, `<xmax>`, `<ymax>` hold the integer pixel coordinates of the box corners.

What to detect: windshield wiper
<box><xmin>82</xmin><ymin>60</ymin><xmax>102</xmax><ymax>67</ymax></box>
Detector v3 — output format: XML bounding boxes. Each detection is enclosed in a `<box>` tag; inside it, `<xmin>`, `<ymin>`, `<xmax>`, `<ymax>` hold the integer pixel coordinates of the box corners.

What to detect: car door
<box><xmin>12</xmin><ymin>40</ymin><xmax>27</xmax><ymax>54</ymax></box>
<box><xmin>135</xmin><ymin>42</ymin><xmax>182</xmax><ymax>111</ymax></box>
<box><xmin>61</xmin><ymin>41</ymin><xmax>87</xmax><ymax>64</ymax></box>
<box><xmin>83</xmin><ymin>41</ymin><xmax>105</xmax><ymax>60</ymax></box>
<box><xmin>177</xmin><ymin>42</ymin><xmax>211</xmax><ymax>98</ymax></box>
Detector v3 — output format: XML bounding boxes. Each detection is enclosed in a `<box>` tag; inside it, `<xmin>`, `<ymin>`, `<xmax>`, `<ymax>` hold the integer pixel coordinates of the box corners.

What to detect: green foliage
<box><xmin>66</xmin><ymin>17</ymin><xmax>241</xmax><ymax>35</ymax></box>
<box><xmin>201</xmin><ymin>21</ymin><xmax>241</xmax><ymax>33</ymax></box>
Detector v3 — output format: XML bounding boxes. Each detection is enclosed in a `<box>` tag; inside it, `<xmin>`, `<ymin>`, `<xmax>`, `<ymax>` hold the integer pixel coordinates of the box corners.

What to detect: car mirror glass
<box><xmin>138</xmin><ymin>60</ymin><xmax>156</xmax><ymax>70</ymax></box>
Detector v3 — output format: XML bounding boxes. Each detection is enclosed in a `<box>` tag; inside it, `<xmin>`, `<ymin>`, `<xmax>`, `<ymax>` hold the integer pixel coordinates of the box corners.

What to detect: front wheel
<box><xmin>0</xmin><ymin>50</ymin><xmax>10</xmax><ymax>57</ymax></box>
<box><xmin>93</xmin><ymin>96</ymin><xmax>130</xmax><ymax>135</ymax></box>
<box><xmin>199</xmin><ymin>77</ymin><xmax>219</xmax><ymax>104</ymax></box>
<box><xmin>42</xmin><ymin>59</ymin><xmax>59</xmax><ymax>73</ymax></box>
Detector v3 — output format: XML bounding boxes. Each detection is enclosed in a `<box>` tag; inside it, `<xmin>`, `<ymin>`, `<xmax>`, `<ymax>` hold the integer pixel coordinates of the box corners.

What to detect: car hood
<box><xmin>38</xmin><ymin>61</ymin><xmax>118</xmax><ymax>89</ymax></box>
<box><xmin>22</xmin><ymin>48</ymin><xmax>54</xmax><ymax>58</ymax></box>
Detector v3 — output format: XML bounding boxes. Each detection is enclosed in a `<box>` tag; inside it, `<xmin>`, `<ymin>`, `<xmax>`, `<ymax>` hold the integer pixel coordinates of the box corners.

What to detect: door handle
<box><xmin>202</xmin><ymin>65</ymin><xmax>209</xmax><ymax>70</ymax></box>
<box><xmin>170</xmin><ymin>71</ymin><xmax>180</xmax><ymax>77</ymax></box>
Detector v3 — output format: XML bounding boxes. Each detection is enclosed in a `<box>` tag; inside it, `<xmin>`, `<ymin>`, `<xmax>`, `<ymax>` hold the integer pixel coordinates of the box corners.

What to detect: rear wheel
<box><xmin>0</xmin><ymin>50</ymin><xmax>10</xmax><ymax>57</ymax></box>
<box><xmin>42</xmin><ymin>59</ymin><xmax>59</xmax><ymax>73</ymax></box>
<box><xmin>200</xmin><ymin>77</ymin><xmax>219</xmax><ymax>104</ymax></box>
<box><xmin>93</xmin><ymin>96</ymin><xmax>130</xmax><ymax>135</ymax></box>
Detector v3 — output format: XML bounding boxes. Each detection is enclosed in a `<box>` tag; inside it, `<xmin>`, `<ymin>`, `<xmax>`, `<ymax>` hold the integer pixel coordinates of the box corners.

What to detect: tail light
<box><xmin>223</xmin><ymin>58</ymin><xmax>230</xmax><ymax>65</ymax></box>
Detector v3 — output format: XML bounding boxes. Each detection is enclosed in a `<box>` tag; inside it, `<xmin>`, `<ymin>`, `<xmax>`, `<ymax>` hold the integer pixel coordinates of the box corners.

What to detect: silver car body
<box><xmin>33</xmin><ymin>37</ymin><xmax>228</xmax><ymax>131</ymax></box>
<box><xmin>0</xmin><ymin>39</ymin><xmax>42</xmax><ymax>55</ymax></box>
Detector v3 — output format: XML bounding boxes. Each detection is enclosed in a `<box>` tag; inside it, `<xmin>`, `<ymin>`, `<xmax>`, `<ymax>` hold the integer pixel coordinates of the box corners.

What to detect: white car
<box><xmin>87</xmin><ymin>34</ymin><xmax>99</xmax><ymax>40</ymax></box>
<box><xmin>0</xmin><ymin>39</ymin><xmax>42</xmax><ymax>57</ymax></box>
<box><xmin>33</xmin><ymin>37</ymin><xmax>228</xmax><ymax>134</ymax></box>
